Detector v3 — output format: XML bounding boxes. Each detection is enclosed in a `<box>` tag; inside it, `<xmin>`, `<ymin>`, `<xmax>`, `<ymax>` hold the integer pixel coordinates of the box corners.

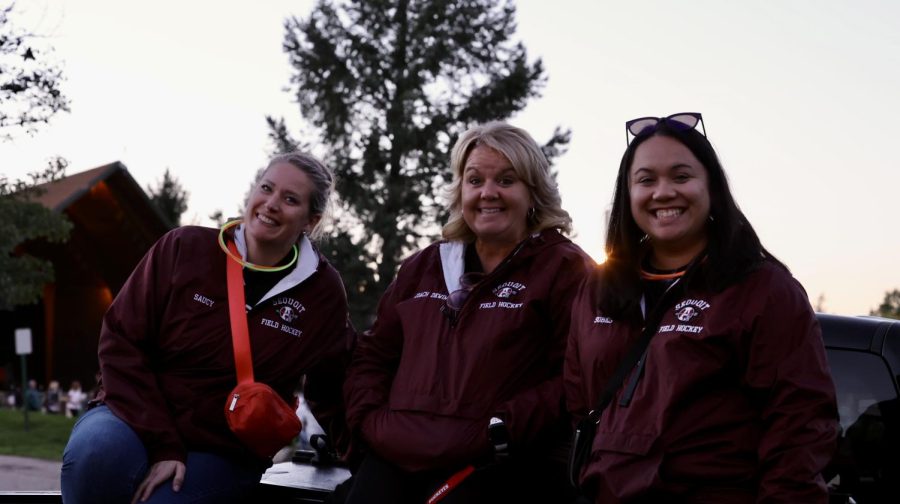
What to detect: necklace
<box><xmin>217</xmin><ymin>219</ymin><xmax>299</xmax><ymax>273</ymax></box>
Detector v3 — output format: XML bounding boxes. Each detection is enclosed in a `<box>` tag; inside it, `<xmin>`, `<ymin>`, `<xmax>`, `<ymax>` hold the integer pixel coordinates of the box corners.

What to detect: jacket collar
<box><xmin>438</xmin><ymin>228</ymin><xmax>566</xmax><ymax>293</ymax></box>
<box><xmin>234</xmin><ymin>223</ymin><xmax>320</xmax><ymax>305</ymax></box>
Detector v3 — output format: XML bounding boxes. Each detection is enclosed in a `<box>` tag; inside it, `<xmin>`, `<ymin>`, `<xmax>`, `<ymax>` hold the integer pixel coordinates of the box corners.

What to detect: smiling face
<box><xmin>461</xmin><ymin>145</ymin><xmax>532</xmax><ymax>250</ymax></box>
<box><xmin>629</xmin><ymin>135</ymin><xmax>711</xmax><ymax>269</ymax></box>
<box><xmin>243</xmin><ymin>161</ymin><xmax>321</xmax><ymax>264</ymax></box>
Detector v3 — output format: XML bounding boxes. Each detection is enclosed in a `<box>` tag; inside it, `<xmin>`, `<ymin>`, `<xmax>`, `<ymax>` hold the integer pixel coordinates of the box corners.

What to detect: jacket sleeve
<box><xmin>564</xmin><ymin>278</ymin><xmax>593</xmax><ymax>427</ymax></box>
<box><xmin>744</xmin><ymin>272</ymin><xmax>838</xmax><ymax>503</ymax></box>
<box><xmin>304</xmin><ymin>312</ymin><xmax>356</xmax><ymax>457</ymax></box>
<box><xmin>97</xmin><ymin>231</ymin><xmax>186</xmax><ymax>464</ymax></box>
<box><xmin>343</xmin><ymin>275</ymin><xmax>405</xmax><ymax>435</ymax></box>
<box><xmin>495</xmin><ymin>251</ymin><xmax>594</xmax><ymax>446</ymax></box>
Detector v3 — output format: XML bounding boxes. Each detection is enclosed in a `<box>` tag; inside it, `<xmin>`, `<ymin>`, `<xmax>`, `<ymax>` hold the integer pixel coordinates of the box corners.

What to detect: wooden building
<box><xmin>1</xmin><ymin>162</ymin><xmax>172</xmax><ymax>390</ymax></box>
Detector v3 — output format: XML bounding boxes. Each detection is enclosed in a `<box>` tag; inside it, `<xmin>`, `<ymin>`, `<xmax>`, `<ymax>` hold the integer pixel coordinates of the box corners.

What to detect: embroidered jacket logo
<box><xmin>673</xmin><ymin>299</ymin><xmax>711</xmax><ymax>322</ymax></box>
<box><xmin>493</xmin><ymin>281</ymin><xmax>526</xmax><ymax>299</ymax></box>
<box><xmin>273</xmin><ymin>297</ymin><xmax>306</xmax><ymax>323</ymax></box>
<box><xmin>675</xmin><ymin>306</ymin><xmax>699</xmax><ymax>322</ymax></box>
<box><xmin>277</xmin><ymin>306</ymin><xmax>299</xmax><ymax>323</ymax></box>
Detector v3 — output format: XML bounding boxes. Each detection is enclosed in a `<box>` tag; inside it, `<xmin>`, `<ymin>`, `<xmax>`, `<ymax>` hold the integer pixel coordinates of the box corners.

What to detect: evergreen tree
<box><xmin>273</xmin><ymin>0</ymin><xmax>570</xmax><ymax>326</ymax></box>
<box><xmin>147</xmin><ymin>168</ymin><xmax>189</xmax><ymax>226</ymax></box>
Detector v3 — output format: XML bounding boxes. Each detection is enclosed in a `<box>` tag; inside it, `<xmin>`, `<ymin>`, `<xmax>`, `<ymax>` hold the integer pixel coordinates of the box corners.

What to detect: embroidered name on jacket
<box><xmin>193</xmin><ymin>293</ymin><xmax>215</xmax><ymax>307</ymax></box>
<box><xmin>413</xmin><ymin>291</ymin><xmax>448</xmax><ymax>301</ymax></box>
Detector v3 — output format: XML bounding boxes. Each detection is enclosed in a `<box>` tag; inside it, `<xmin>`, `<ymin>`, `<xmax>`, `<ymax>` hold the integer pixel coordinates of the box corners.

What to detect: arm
<box><xmin>343</xmin><ymin>277</ymin><xmax>405</xmax><ymax>434</ymax></box>
<box><xmin>98</xmin><ymin>231</ymin><xmax>186</xmax><ymax>464</ymax></box>
<box><xmin>495</xmin><ymin>252</ymin><xmax>594</xmax><ymax>446</ymax></box>
<box><xmin>304</xmin><ymin>313</ymin><xmax>356</xmax><ymax>457</ymax></box>
<box><xmin>563</xmin><ymin>280</ymin><xmax>591</xmax><ymax>427</ymax></box>
<box><xmin>745</xmin><ymin>273</ymin><xmax>838</xmax><ymax>503</ymax></box>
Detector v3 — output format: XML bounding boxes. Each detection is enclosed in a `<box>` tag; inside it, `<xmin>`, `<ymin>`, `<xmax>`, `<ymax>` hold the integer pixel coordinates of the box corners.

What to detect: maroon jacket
<box><xmin>344</xmin><ymin>229</ymin><xmax>593</xmax><ymax>471</ymax></box>
<box><xmin>565</xmin><ymin>261</ymin><xmax>838</xmax><ymax>503</ymax></box>
<box><xmin>95</xmin><ymin>226</ymin><xmax>353</xmax><ymax>465</ymax></box>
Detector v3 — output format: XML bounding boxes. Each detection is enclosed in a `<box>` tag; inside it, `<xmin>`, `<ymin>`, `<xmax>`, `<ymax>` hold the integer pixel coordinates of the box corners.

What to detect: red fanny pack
<box><xmin>225</xmin><ymin>382</ymin><xmax>300</xmax><ymax>459</ymax></box>
<box><xmin>223</xmin><ymin>240</ymin><xmax>301</xmax><ymax>459</ymax></box>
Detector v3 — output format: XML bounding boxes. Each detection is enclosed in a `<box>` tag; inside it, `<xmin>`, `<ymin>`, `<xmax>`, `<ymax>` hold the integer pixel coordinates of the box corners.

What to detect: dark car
<box><xmin>820</xmin><ymin>314</ymin><xmax>900</xmax><ymax>503</ymax></box>
<box><xmin>2</xmin><ymin>314</ymin><xmax>899</xmax><ymax>503</ymax></box>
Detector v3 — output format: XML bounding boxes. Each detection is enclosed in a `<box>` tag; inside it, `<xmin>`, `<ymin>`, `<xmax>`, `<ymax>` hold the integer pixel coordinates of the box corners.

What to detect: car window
<box><xmin>825</xmin><ymin>348</ymin><xmax>900</xmax><ymax>502</ymax></box>
<box><xmin>829</xmin><ymin>350</ymin><xmax>898</xmax><ymax>431</ymax></box>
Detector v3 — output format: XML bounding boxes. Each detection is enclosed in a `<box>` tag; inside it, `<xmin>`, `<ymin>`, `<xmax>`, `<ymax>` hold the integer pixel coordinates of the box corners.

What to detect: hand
<box><xmin>131</xmin><ymin>460</ymin><xmax>186</xmax><ymax>503</ymax></box>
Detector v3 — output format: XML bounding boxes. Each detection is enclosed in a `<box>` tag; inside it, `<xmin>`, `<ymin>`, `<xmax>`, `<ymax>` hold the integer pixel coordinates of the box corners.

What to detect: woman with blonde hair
<box><xmin>344</xmin><ymin>122</ymin><xmax>593</xmax><ymax>503</ymax></box>
<box><xmin>62</xmin><ymin>152</ymin><xmax>353</xmax><ymax>503</ymax></box>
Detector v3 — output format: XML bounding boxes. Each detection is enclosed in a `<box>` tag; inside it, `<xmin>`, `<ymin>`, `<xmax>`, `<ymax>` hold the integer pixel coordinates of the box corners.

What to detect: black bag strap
<box><xmin>582</xmin><ymin>277</ymin><xmax>685</xmax><ymax>423</ymax></box>
<box><xmin>569</xmin><ymin>264</ymin><xmax>698</xmax><ymax>490</ymax></box>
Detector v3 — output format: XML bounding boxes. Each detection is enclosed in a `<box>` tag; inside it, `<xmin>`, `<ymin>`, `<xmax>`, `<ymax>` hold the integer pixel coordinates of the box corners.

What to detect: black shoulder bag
<box><xmin>568</xmin><ymin>275</ymin><xmax>688</xmax><ymax>490</ymax></box>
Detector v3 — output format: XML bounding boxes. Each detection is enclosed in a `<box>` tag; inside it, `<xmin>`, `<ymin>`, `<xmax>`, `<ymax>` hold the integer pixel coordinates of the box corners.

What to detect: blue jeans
<box><xmin>61</xmin><ymin>405</ymin><xmax>264</xmax><ymax>503</ymax></box>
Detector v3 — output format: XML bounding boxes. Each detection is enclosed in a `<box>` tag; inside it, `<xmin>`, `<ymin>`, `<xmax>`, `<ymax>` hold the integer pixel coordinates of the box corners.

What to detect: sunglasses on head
<box><xmin>625</xmin><ymin>112</ymin><xmax>706</xmax><ymax>145</ymax></box>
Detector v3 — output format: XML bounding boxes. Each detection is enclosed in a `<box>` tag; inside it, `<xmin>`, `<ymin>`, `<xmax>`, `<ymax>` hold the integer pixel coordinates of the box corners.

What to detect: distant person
<box><xmin>45</xmin><ymin>380</ymin><xmax>63</xmax><ymax>414</ymax></box>
<box><xmin>24</xmin><ymin>379</ymin><xmax>42</xmax><ymax>412</ymax></box>
<box><xmin>65</xmin><ymin>380</ymin><xmax>87</xmax><ymax>418</ymax></box>
<box><xmin>344</xmin><ymin>122</ymin><xmax>593</xmax><ymax>503</ymax></box>
<box><xmin>565</xmin><ymin>113</ymin><xmax>839</xmax><ymax>502</ymax></box>
<box><xmin>5</xmin><ymin>385</ymin><xmax>18</xmax><ymax>409</ymax></box>
<box><xmin>61</xmin><ymin>152</ymin><xmax>354</xmax><ymax>504</ymax></box>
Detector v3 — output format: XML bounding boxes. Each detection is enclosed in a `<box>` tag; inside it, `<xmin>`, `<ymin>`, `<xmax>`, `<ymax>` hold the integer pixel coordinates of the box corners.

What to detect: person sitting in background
<box><xmin>45</xmin><ymin>380</ymin><xmax>63</xmax><ymax>414</ymax></box>
<box><xmin>344</xmin><ymin>122</ymin><xmax>593</xmax><ymax>503</ymax></box>
<box><xmin>61</xmin><ymin>152</ymin><xmax>353</xmax><ymax>504</ymax></box>
<box><xmin>65</xmin><ymin>380</ymin><xmax>87</xmax><ymax>418</ymax></box>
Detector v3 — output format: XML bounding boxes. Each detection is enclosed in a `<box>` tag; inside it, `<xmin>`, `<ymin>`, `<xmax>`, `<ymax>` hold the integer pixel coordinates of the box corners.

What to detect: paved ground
<box><xmin>0</xmin><ymin>455</ymin><xmax>61</xmax><ymax>491</ymax></box>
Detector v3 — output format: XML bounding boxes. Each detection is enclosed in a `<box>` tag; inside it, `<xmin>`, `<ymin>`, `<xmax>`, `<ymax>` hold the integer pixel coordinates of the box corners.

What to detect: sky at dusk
<box><xmin>3</xmin><ymin>0</ymin><xmax>899</xmax><ymax>316</ymax></box>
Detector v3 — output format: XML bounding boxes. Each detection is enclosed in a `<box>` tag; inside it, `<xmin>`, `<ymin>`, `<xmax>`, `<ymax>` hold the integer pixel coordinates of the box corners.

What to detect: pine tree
<box><xmin>272</xmin><ymin>0</ymin><xmax>570</xmax><ymax>326</ymax></box>
<box><xmin>147</xmin><ymin>168</ymin><xmax>189</xmax><ymax>226</ymax></box>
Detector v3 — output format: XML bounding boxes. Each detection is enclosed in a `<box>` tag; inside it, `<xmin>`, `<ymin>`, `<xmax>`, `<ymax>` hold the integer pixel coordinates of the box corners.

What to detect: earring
<box><xmin>708</xmin><ymin>214</ymin><xmax>715</xmax><ymax>222</ymax></box>
<box><xmin>527</xmin><ymin>207</ymin><xmax>536</xmax><ymax>219</ymax></box>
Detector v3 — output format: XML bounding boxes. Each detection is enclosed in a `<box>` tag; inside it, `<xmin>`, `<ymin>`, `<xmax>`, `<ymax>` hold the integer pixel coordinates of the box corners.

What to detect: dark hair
<box><xmin>598</xmin><ymin>121</ymin><xmax>784</xmax><ymax>318</ymax></box>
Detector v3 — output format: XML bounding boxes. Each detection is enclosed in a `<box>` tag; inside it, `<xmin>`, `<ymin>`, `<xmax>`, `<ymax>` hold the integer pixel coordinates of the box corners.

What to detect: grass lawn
<box><xmin>0</xmin><ymin>408</ymin><xmax>75</xmax><ymax>461</ymax></box>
